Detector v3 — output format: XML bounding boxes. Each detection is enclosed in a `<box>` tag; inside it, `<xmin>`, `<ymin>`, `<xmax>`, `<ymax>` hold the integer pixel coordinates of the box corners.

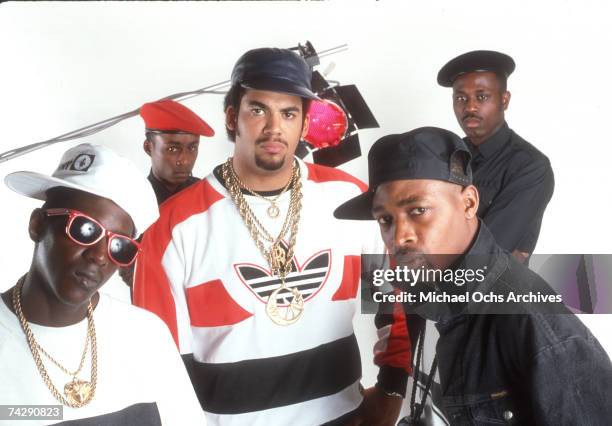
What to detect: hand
<box><xmin>346</xmin><ymin>386</ymin><xmax>403</xmax><ymax>426</ymax></box>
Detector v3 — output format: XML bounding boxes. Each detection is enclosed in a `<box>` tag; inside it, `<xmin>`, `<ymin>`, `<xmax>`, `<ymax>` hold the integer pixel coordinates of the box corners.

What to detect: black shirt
<box><xmin>147</xmin><ymin>170</ymin><xmax>200</xmax><ymax>206</ymax></box>
<box><xmin>465</xmin><ymin>122</ymin><xmax>554</xmax><ymax>253</ymax></box>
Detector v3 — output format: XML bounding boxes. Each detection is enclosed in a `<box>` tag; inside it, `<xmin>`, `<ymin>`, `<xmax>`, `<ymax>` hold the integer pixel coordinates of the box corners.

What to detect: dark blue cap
<box><xmin>334</xmin><ymin>127</ymin><xmax>472</xmax><ymax>220</ymax></box>
<box><xmin>231</xmin><ymin>48</ymin><xmax>319</xmax><ymax>100</ymax></box>
<box><xmin>437</xmin><ymin>50</ymin><xmax>515</xmax><ymax>87</ymax></box>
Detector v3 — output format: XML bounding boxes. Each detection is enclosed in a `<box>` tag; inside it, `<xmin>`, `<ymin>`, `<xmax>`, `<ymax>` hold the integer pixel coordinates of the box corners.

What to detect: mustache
<box><xmin>392</xmin><ymin>249</ymin><xmax>433</xmax><ymax>269</ymax></box>
<box><xmin>256</xmin><ymin>136</ymin><xmax>288</xmax><ymax>147</ymax></box>
<box><xmin>393</xmin><ymin>247</ymin><xmax>421</xmax><ymax>257</ymax></box>
<box><xmin>462</xmin><ymin>113</ymin><xmax>482</xmax><ymax>121</ymax></box>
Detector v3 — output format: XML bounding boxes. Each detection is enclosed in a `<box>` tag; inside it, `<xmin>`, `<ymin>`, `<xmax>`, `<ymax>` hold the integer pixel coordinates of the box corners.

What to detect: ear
<box><xmin>28</xmin><ymin>208</ymin><xmax>47</xmax><ymax>242</ymax></box>
<box><xmin>502</xmin><ymin>91</ymin><xmax>511</xmax><ymax>111</ymax></box>
<box><xmin>461</xmin><ymin>185</ymin><xmax>480</xmax><ymax>219</ymax></box>
<box><xmin>143</xmin><ymin>139</ymin><xmax>152</xmax><ymax>157</ymax></box>
<box><xmin>225</xmin><ymin>106</ymin><xmax>237</xmax><ymax>133</ymax></box>
<box><xmin>301</xmin><ymin>112</ymin><xmax>310</xmax><ymax>139</ymax></box>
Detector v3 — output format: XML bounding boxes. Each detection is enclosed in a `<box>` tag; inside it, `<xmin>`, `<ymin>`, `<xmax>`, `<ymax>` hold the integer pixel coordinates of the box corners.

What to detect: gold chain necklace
<box><xmin>228</xmin><ymin>164</ymin><xmax>295</xmax><ymax>219</ymax></box>
<box><xmin>222</xmin><ymin>158</ymin><xmax>304</xmax><ymax>325</ymax></box>
<box><xmin>13</xmin><ymin>276</ymin><xmax>97</xmax><ymax>408</ymax></box>
<box><xmin>35</xmin><ymin>328</ymin><xmax>90</xmax><ymax>377</ymax></box>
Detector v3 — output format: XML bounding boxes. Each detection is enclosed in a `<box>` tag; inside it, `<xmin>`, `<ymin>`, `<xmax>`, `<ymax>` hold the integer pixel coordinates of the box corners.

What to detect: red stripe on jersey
<box><xmin>305</xmin><ymin>162</ymin><xmax>368</xmax><ymax>193</ymax></box>
<box><xmin>186</xmin><ymin>279</ymin><xmax>253</xmax><ymax>327</ymax></box>
<box><xmin>332</xmin><ymin>255</ymin><xmax>361</xmax><ymax>301</ymax></box>
<box><xmin>133</xmin><ymin>180</ymin><xmax>225</xmax><ymax>347</ymax></box>
<box><xmin>374</xmin><ymin>297</ymin><xmax>412</xmax><ymax>373</ymax></box>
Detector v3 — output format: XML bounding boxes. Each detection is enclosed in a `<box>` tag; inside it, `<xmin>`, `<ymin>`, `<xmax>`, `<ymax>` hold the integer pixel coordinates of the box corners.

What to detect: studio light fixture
<box><xmin>304</xmin><ymin>99</ymin><xmax>348</xmax><ymax>149</ymax></box>
<box><xmin>292</xmin><ymin>41</ymin><xmax>380</xmax><ymax>167</ymax></box>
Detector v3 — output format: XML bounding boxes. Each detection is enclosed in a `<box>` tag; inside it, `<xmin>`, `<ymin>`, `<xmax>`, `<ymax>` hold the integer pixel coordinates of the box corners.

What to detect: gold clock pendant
<box><xmin>266</xmin><ymin>287</ymin><xmax>304</xmax><ymax>326</ymax></box>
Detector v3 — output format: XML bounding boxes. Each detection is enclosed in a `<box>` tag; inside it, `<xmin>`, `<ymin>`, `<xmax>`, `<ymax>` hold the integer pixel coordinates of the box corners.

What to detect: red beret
<box><xmin>140</xmin><ymin>100</ymin><xmax>214</xmax><ymax>137</ymax></box>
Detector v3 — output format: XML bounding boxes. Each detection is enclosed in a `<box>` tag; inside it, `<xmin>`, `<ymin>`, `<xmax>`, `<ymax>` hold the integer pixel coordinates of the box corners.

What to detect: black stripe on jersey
<box><xmin>250</xmin><ymin>271</ymin><xmax>328</xmax><ymax>289</ymax></box>
<box><xmin>259</xmin><ymin>282</ymin><xmax>324</xmax><ymax>298</ymax></box>
<box><xmin>55</xmin><ymin>403</ymin><xmax>161</xmax><ymax>425</ymax></box>
<box><xmin>185</xmin><ymin>334</ymin><xmax>361</xmax><ymax>414</ymax></box>
<box><xmin>305</xmin><ymin>252</ymin><xmax>329</xmax><ymax>269</ymax></box>
<box><xmin>240</xmin><ymin>267</ymin><xmax>269</xmax><ymax>280</ymax></box>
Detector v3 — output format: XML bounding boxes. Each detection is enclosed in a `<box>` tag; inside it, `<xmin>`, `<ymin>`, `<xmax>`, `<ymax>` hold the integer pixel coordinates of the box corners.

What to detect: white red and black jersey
<box><xmin>134</xmin><ymin>159</ymin><xmax>411</xmax><ymax>426</ymax></box>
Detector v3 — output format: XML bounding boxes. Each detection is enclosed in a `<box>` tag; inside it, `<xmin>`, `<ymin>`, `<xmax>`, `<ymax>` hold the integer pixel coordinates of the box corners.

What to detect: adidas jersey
<box><xmin>134</xmin><ymin>159</ymin><xmax>410</xmax><ymax>426</ymax></box>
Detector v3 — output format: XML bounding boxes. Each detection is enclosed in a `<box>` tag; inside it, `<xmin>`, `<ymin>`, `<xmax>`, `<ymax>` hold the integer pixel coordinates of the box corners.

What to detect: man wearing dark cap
<box><xmin>140</xmin><ymin>99</ymin><xmax>214</xmax><ymax>205</ymax></box>
<box><xmin>335</xmin><ymin>127</ymin><xmax>612</xmax><ymax>425</ymax></box>
<box><xmin>133</xmin><ymin>48</ymin><xmax>410</xmax><ymax>425</ymax></box>
<box><xmin>438</xmin><ymin>50</ymin><xmax>554</xmax><ymax>263</ymax></box>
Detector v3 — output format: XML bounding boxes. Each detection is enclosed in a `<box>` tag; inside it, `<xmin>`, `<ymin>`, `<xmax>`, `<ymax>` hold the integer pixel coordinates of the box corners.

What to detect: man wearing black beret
<box><xmin>438</xmin><ymin>50</ymin><xmax>554</xmax><ymax>263</ymax></box>
<box><xmin>335</xmin><ymin>127</ymin><xmax>612</xmax><ymax>425</ymax></box>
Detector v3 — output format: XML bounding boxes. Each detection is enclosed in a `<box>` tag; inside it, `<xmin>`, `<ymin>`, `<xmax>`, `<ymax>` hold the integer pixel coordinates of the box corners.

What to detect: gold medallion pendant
<box><xmin>267</xmin><ymin>204</ymin><xmax>280</xmax><ymax>219</ymax></box>
<box><xmin>64</xmin><ymin>379</ymin><xmax>92</xmax><ymax>405</ymax></box>
<box><xmin>266</xmin><ymin>287</ymin><xmax>304</xmax><ymax>326</ymax></box>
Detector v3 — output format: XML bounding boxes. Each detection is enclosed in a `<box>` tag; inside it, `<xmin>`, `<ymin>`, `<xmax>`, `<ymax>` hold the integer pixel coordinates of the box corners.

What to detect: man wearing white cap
<box><xmin>0</xmin><ymin>143</ymin><xmax>205</xmax><ymax>425</ymax></box>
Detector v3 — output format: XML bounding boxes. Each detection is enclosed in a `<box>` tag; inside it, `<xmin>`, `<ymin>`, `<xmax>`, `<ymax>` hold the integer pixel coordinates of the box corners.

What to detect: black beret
<box><xmin>437</xmin><ymin>50</ymin><xmax>515</xmax><ymax>87</ymax></box>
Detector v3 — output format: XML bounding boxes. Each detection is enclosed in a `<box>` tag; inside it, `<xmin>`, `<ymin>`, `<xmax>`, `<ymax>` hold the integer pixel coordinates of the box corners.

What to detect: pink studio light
<box><xmin>304</xmin><ymin>99</ymin><xmax>348</xmax><ymax>148</ymax></box>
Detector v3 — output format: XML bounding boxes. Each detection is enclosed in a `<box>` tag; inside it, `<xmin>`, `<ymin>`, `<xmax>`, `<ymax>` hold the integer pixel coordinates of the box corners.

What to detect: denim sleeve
<box><xmin>527</xmin><ymin>333</ymin><xmax>612</xmax><ymax>425</ymax></box>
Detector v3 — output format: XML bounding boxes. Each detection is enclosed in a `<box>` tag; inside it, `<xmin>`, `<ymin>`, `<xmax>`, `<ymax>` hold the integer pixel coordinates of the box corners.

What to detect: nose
<box><xmin>465</xmin><ymin>97</ymin><xmax>478</xmax><ymax>113</ymax></box>
<box><xmin>84</xmin><ymin>237</ymin><xmax>110</xmax><ymax>267</ymax></box>
<box><xmin>176</xmin><ymin>150</ymin><xmax>186</xmax><ymax>167</ymax></box>
<box><xmin>393</xmin><ymin>218</ymin><xmax>417</xmax><ymax>251</ymax></box>
<box><xmin>263</xmin><ymin>112</ymin><xmax>282</xmax><ymax>136</ymax></box>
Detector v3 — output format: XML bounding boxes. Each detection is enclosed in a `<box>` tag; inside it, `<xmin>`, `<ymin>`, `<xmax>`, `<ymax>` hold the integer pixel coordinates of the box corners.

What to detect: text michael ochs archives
<box><xmin>369</xmin><ymin>265</ymin><xmax>563</xmax><ymax>305</ymax></box>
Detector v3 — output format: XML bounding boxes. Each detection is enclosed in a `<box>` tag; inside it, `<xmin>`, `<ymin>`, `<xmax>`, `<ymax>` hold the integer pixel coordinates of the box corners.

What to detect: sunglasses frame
<box><xmin>45</xmin><ymin>208</ymin><xmax>141</xmax><ymax>267</ymax></box>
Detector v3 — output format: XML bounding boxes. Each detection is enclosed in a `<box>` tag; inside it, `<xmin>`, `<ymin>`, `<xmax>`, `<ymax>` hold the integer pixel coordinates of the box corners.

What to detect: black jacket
<box><xmin>409</xmin><ymin>224</ymin><xmax>612</xmax><ymax>425</ymax></box>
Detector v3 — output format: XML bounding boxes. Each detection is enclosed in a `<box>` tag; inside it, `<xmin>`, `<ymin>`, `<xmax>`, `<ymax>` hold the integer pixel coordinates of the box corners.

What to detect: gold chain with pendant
<box><xmin>222</xmin><ymin>158</ymin><xmax>304</xmax><ymax>325</ymax></box>
<box><xmin>12</xmin><ymin>276</ymin><xmax>97</xmax><ymax>408</ymax></box>
<box><xmin>227</xmin><ymin>162</ymin><xmax>295</xmax><ymax>219</ymax></box>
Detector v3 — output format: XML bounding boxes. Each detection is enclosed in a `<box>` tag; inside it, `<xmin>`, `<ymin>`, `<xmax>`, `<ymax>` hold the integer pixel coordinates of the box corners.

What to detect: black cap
<box><xmin>231</xmin><ymin>48</ymin><xmax>319</xmax><ymax>100</ymax></box>
<box><xmin>437</xmin><ymin>50</ymin><xmax>515</xmax><ymax>87</ymax></box>
<box><xmin>334</xmin><ymin>127</ymin><xmax>472</xmax><ymax>220</ymax></box>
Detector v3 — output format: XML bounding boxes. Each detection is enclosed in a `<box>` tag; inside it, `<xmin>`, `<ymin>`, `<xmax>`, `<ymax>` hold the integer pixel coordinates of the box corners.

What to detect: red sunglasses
<box><xmin>45</xmin><ymin>208</ymin><xmax>141</xmax><ymax>267</ymax></box>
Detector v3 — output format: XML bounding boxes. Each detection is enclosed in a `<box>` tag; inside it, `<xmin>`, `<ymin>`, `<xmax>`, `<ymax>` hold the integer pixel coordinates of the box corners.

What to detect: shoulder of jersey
<box><xmin>304</xmin><ymin>162</ymin><xmax>368</xmax><ymax>193</ymax></box>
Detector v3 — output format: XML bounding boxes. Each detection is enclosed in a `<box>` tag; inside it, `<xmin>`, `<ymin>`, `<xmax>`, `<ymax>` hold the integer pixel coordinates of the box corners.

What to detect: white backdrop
<box><xmin>1</xmin><ymin>1</ymin><xmax>611</xmax><ymax>388</ymax></box>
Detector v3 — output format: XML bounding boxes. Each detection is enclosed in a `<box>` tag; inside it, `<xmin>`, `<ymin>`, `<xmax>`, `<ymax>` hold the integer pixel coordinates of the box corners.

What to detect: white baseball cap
<box><xmin>4</xmin><ymin>143</ymin><xmax>159</xmax><ymax>234</ymax></box>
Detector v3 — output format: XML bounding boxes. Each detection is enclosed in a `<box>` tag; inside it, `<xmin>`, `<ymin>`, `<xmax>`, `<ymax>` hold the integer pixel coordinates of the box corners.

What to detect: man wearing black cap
<box><xmin>334</xmin><ymin>127</ymin><xmax>612</xmax><ymax>425</ymax></box>
<box><xmin>134</xmin><ymin>48</ymin><xmax>410</xmax><ymax>425</ymax></box>
<box><xmin>438</xmin><ymin>50</ymin><xmax>554</xmax><ymax>263</ymax></box>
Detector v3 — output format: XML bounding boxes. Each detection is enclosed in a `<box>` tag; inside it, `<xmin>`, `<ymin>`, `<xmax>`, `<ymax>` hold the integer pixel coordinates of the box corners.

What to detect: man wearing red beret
<box><xmin>140</xmin><ymin>99</ymin><xmax>215</xmax><ymax>205</ymax></box>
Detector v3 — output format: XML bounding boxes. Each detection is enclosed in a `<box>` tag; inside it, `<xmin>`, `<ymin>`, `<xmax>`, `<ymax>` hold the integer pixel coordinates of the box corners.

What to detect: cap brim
<box><xmin>333</xmin><ymin>191</ymin><xmax>375</xmax><ymax>220</ymax></box>
<box><xmin>241</xmin><ymin>78</ymin><xmax>320</xmax><ymax>100</ymax></box>
<box><xmin>5</xmin><ymin>171</ymin><xmax>109</xmax><ymax>203</ymax></box>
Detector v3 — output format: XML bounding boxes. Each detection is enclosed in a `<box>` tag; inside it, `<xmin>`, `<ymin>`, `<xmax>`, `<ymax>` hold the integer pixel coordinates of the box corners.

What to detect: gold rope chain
<box><xmin>225</xmin><ymin>160</ymin><xmax>299</xmax><ymax>245</ymax></box>
<box><xmin>227</xmin><ymin>160</ymin><xmax>295</xmax><ymax>219</ymax></box>
<box><xmin>34</xmin><ymin>327</ymin><xmax>90</xmax><ymax>377</ymax></box>
<box><xmin>222</xmin><ymin>158</ymin><xmax>302</xmax><ymax>281</ymax></box>
<box><xmin>13</xmin><ymin>276</ymin><xmax>98</xmax><ymax>408</ymax></box>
